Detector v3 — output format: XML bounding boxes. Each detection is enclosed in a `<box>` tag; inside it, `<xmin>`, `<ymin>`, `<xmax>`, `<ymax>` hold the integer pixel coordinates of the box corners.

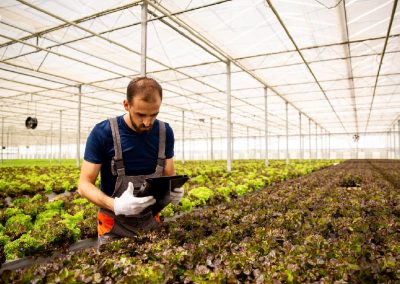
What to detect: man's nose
<box><xmin>143</xmin><ymin>118</ymin><xmax>151</xmax><ymax>127</ymax></box>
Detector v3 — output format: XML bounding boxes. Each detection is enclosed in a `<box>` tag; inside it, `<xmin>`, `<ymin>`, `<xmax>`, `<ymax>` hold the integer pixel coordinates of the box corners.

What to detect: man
<box><xmin>78</xmin><ymin>77</ymin><xmax>184</xmax><ymax>245</ymax></box>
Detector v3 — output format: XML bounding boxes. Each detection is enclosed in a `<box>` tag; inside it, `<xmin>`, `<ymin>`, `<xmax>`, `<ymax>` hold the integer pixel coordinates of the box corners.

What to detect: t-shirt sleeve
<box><xmin>165</xmin><ymin>123</ymin><xmax>174</xmax><ymax>159</ymax></box>
<box><xmin>84</xmin><ymin>124</ymin><xmax>106</xmax><ymax>164</ymax></box>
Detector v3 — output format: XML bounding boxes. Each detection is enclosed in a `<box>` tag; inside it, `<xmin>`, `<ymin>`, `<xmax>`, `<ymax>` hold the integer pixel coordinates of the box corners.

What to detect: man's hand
<box><xmin>114</xmin><ymin>182</ymin><xmax>156</xmax><ymax>216</ymax></box>
<box><xmin>170</xmin><ymin>187</ymin><xmax>184</xmax><ymax>205</ymax></box>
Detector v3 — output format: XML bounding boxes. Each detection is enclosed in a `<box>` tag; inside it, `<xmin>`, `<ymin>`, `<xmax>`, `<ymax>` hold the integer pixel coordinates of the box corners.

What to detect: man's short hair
<box><xmin>126</xmin><ymin>77</ymin><xmax>163</xmax><ymax>104</ymax></box>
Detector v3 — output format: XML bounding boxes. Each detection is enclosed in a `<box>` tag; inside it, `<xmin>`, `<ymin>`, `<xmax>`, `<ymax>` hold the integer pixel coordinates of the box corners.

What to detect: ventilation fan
<box><xmin>25</xmin><ymin>117</ymin><xmax>38</xmax><ymax>129</ymax></box>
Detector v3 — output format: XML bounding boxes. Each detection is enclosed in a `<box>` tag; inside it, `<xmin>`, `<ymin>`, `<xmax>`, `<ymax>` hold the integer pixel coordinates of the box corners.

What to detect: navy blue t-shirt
<box><xmin>84</xmin><ymin>115</ymin><xmax>174</xmax><ymax>196</ymax></box>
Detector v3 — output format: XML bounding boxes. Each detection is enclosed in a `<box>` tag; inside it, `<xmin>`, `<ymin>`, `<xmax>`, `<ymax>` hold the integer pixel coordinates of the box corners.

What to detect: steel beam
<box><xmin>227</xmin><ymin>61</ymin><xmax>232</xmax><ymax>172</ymax></box>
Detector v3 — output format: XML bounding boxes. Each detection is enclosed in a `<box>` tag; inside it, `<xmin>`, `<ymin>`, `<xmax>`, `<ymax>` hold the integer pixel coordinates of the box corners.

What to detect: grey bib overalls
<box><xmin>97</xmin><ymin>117</ymin><xmax>166</xmax><ymax>243</ymax></box>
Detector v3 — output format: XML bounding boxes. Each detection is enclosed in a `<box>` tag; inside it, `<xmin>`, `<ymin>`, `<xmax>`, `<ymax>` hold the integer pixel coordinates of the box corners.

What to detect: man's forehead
<box><xmin>133</xmin><ymin>92</ymin><xmax>161</xmax><ymax>103</ymax></box>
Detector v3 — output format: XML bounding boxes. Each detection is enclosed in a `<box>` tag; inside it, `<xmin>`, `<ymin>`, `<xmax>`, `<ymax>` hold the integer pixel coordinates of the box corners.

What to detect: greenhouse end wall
<box><xmin>1</xmin><ymin>132</ymin><xmax>397</xmax><ymax>161</ymax></box>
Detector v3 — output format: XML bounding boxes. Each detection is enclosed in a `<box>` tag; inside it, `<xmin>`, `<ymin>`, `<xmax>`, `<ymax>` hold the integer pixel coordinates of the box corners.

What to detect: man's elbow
<box><xmin>77</xmin><ymin>180</ymin><xmax>86</xmax><ymax>197</ymax></box>
<box><xmin>77</xmin><ymin>185</ymin><xmax>83</xmax><ymax>197</ymax></box>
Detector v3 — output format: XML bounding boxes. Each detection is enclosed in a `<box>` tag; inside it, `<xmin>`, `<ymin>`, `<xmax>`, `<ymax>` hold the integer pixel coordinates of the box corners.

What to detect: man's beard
<box><xmin>129</xmin><ymin>113</ymin><xmax>153</xmax><ymax>134</ymax></box>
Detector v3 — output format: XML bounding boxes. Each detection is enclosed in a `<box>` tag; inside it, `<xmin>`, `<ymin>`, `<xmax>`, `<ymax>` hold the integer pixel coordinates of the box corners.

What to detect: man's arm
<box><xmin>163</xmin><ymin>158</ymin><xmax>175</xmax><ymax>176</ymax></box>
<box><xmin>78</xmin><ymin>160</ymin><xmax>114</xmax><ymax>211</ymax></box>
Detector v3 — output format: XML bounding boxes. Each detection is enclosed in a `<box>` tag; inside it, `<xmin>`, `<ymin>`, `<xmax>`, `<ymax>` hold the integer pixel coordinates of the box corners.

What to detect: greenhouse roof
<box><xmin>0</xmin><ymin>0</ymin><xmax>399</xmax><ymax>141</ymax></box>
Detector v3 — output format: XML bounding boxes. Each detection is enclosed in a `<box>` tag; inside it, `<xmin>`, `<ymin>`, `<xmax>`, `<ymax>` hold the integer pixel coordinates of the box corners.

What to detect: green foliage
<box><xmin>235</xmin><ymin>184</ymin><xmax>250</xmax><ymax>196</ymax></box>
<box><xmin>31</xmin><ymin>194</ymin><xmax>43</xmax><ymax>202</ymax></box>
<box><xmin>179</xmin><ymin>197</ymin><xmax>194</xmax><ymax>212</ymax></box>
<box><xmin>12</xmin><ymin>197</ymin><xmax>29</xmax><ymax>206</ymax></box>
<box><xmin>216</xmin><ymin>186</ymin><xmax>232</xmax><ymax>202</ymax></box>
<box><xmin>0</xmin><ymin>232</ymin><xmax>10</xmax><ymax>246</ymax></box>
<box><xmin>5</xmin><ymin>214</ymin><xmax>33</xmax><ymax>239</ymax></box>
<box><xmin>19</xmin><ymin>183</ymin><xmax>31</xmax><ymax>191</ymax></box>
<box><xmin>189</xmin><ymin>187</ymin><xmax>214</xmax><ymax>206</ymax></box>
<box><xmin>72</xmin><ymin>198</ymin><xmax>89</xmax><ymax>205</ymax></box>
<box><xmin>4</xmin><ymin>207</ymin><xmax>24</xmax><ymax>218</ymax></box>
<box><xmin>62</xmin><ymin>180</ymin><xmax>74</xmax><ymax>191</ymax></box>
<box><xmin>160</xmin><ymin>203</ymin><xmax>175</xmax><ymax>217</ymax></box>
<box><xmin>30</xmin><ymin>215</ymin><xmax>78</xmax><ymax>252</ymax></box>
<box><xmin>191</xmin><ymin>174</ymin><xmax>209</xmax><ymax>186</ymax></box>
<box><xmin>34</xmin><ymin>209</ymin><xmax>60</xmax><ymax>228</ymax></box>
<box><xmin>59</xmin><ymin>211</ymin><xmax>84</xmax><ymax>241</ymax></box>
<box><xmin>44</xmin><ymin>182</ymin><xmax>54</xmax><ymax>193</ymax></box>
<box><xmin>4</xmin><ymin>233</ymin><xmax>43</xmax><ymax>260</ymax></box>
<box><xmin>0</xmin><ymin>180</ymin><xmax>7</xmax><ymax>192</ymax></box>
<box><xmin>0</xmin><ymin>159</ymin><xmax>80</xmax><ymax>168</ymax></box>
<box><xmin>247</xmin><ymin>178</ymin><xmax>265</xmax><ymax>191</ymax></box>
<box><xmin>44</xmin><ymin>199</ymin><xmax>64</xmax><ymax>211</ymax></box>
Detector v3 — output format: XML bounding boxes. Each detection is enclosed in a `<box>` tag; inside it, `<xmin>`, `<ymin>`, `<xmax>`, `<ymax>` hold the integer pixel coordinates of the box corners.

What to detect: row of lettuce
<box><xmin>0</xmin><ymin>159</ymin><xmax>336</xmax><ymax>262</ymax></box>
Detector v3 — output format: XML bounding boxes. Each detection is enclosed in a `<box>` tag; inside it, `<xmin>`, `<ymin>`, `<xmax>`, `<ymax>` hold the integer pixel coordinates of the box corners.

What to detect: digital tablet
<box><xmin>135</xmin><ymin>175</ymin><xmax>189</xmax><ymax>199</ymax></box>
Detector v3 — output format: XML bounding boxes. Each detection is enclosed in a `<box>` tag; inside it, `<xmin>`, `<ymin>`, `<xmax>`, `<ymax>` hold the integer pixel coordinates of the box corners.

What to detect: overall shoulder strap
<box><xmin>110</xmin><ymin>117</ymin><xmax>125</xmax><ymax>176</ymax></box>
<box><xmin>157</xmin><ymin>121</ymin><xmax>166</xmax><ymax>168</ymax></box>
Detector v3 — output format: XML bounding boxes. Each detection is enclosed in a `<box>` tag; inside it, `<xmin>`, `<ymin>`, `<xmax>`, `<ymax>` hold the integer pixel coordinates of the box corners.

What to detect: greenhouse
<box><xmin>0</xmin><ymin>0</ymin><xmax>399</xmax><ymax>282</ymax></box>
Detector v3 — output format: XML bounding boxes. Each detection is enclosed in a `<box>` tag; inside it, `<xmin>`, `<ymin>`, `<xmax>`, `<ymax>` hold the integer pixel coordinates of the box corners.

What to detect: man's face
<box><xmin>124</xmin><ymin>94</ymin><xmax>161</xmax><ymax>134</ymax></box>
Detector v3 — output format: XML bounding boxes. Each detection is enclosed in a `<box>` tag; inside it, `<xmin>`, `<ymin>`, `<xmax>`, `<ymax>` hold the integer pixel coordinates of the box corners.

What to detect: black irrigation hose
<box><xmin>0</xmin><ymin>238</ymin><xmax>98</xmax><ymax>273</ymax></box>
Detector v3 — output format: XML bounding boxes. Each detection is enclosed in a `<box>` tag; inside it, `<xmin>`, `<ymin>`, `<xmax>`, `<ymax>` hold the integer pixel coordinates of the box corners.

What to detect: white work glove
<box><xmin>170</xmin><ymin>187</ymin><xmax>184</xmax><ymax>205</ymax></box>
<box><xmin>114</xmin><ymin>182</ymin><xmax>156</xmax><ymax>216</ymax></box>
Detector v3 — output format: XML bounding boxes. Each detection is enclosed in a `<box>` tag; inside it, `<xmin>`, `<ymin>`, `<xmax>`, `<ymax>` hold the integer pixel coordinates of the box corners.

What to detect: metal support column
<box><xmin>140</xmin><ymin>2</ymin><xmax>148</xmax><ymax>76</ymax></box>
<box><xmin>285</xmin><ymin>101</ymin><xmax>289</xmax><ymax>165</ymax></box>
<box><xmin>50</xmin><ymin>123</ymin><xmax>53</xmax><ymax>163</ymax></box>
<box><xmin>59</xmin><ymin>110</ymin><xmax>62</xmax><ymax>165</ymax></box>
<box><xmin>7</xmin><ymin>131</ymin><xmax>10</xmax><ymax>159</ymax></box>
<box><xmin>210</xmin><ymin>118</ymin><xmax>214</xmax><ymax>161</ymax></box>
<box><xmin>320</xmin><ymin>128</ymin><xmax>323</xmax><ymax>159</ymax></box>
<box><xmin>315</xmin><ymin>123</ymin><xmax>318</xmax><ymax>160</ymax></box>
<box><xmin>189</xmin><ymin>130</ymin><xmax>192</xmax><ymax>160</ymax></box>
<box><xmin>386</xmin><ymin>131</ymin><xmax>389</xmax><ymax>159</ymax></box>
<box><xmin>45</xmin><ymin>135</ymin><xmax>47</xmax><ymax>159</ymax></box>
<box><xmin>264</xmin><ymin>87</ymin><xmax>269</xmax><ymax>167</ymax></box>
<box><xmin>328</xmin><ymin>133</ymin><xmax>331</xmax><ymax>160</ymax></box>
<box><xmin>322</xmin><ymin>129</ymin><xmax>324</xmax><ymax>159</ymax></box>
<box><xmin>299</xmin><ymin>112</ymin><xmax>302</xmax><ymax>160</ymax></box>
<box><xmin>321</xmin><ymin>129</ymin><xmax>324</xmax><ymax>159</ymax></box>
<box><xmin>205</xmin><ymin>124</ymin><xmax>209</xmax><ymax>160</ymax></box>
<box><xmin>392</xmin><ymin>124</ymin><xmax>396</xmax><ymax>159</ymax></box>
<box><xmin>1</xmin><ymin>117</ymin><xmax>3</xmax><ymax>164</ymax></box>
<box><xmin>231</xmin><ymin>123</ymin><xmax>234</xmax><ymax>160</ymax></box>
<box><xmin>390</xmin><ymin>127</ymin><xmax>394</xmax><ymax>159</ymax></box>
<box><xmin>182</xmin><ymin>110</ymin><xmax>185</xmax><ymax>163</ymax></box>
<box><xmin>227</xmin><ymin>61</ymin><xmax>232</xmax><ymax>172</ymax></box>
<box><xmin>398</xmin><ymin>120</ymin><xmax>400</xmax><ymax>159</ymax></box>
<box><xmin>246</xmin><ymin>126</ymin><xmax>249</xmax><ymax>159</ymax></box>
<box><xmin>309</xmin><ymin>118</ymin><xmax>311</xmax><ymax>162</ymax></box>
<box><xmin>325</xmin><ymin>130</ymin><xmax>328</xmax><ymax>159</ymax></box>
<box><xmin>356</xmin><ymin>132</ymin><xmax>359</xmax><ymax>160</ymax></box>
<box><xmin>76</xmin><ymin>85</ymin><xmax>82</xmax><ymax>168</ymax></box>
<box><xmin>324</xmin><ymin>129</ymin><xmax>327</xmax><ymax>159</ymax></box>
<box><xmin>259</xmin><ymin>129</ymin><xmax>262</xmax><ymax>159</ymax></box>
<box><xmin>278</xmin><ymin>135</ymin><xmax>280</xmax><ymax>160</ymax></box>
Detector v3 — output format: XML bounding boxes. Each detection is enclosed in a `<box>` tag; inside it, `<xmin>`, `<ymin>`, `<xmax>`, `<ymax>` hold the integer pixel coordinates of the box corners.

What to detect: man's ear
<box><xmin>123</xmin><ymin>99</ymin><xmax>129</xmax><ymax>111</ymax></box>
